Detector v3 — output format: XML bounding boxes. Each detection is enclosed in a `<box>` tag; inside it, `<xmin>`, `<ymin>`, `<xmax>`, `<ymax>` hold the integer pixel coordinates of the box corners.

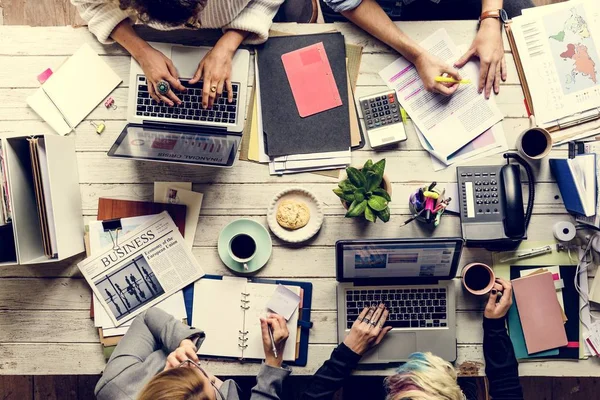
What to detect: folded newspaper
<box><xmin>78</xmin><ymin>211</ymin><xmax>204</xmax><ymax>326</ymax></box>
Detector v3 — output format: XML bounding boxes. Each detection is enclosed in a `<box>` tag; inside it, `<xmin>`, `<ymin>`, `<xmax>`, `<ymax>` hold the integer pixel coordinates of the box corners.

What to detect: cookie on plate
<box><xmin>276</xmin><ymin>200</ymin><xmax>310</xmax><ymax>230</ymax></box>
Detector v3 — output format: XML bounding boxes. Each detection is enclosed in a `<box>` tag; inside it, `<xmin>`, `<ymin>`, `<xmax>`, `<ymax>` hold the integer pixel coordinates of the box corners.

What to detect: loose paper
<box><xmin>379</xmin><ymin>29</ymin><xmax>503</xmax><ymax>158</ymax></box>
<box><xmin>154</xmin><ymin>183</ymin><xmax>203</xmax><ymax>250</ymax></box>
<box><xmin>266</xmin><ymin>284</ymin><xmax>301</xmax><ymax>321</ymax></box>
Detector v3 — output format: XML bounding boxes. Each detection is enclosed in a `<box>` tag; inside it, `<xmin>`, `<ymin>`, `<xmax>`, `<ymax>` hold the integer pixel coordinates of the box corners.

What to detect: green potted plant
<box><xmin>333</xmin><ymin>159</ymin><xmax>392</xmax><ymax>223</ymax></box>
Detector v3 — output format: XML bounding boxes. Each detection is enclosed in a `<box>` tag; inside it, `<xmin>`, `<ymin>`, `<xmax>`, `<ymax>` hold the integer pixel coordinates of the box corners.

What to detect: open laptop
<box><xmin>108</xmin><ymin>42</ymin><xmax>250</xmax><ymax>168</ymax></box>
<box><xmin>336</xmin><ymin>238</ymin><xmax>463</xmax><ymax>364</ymax></box>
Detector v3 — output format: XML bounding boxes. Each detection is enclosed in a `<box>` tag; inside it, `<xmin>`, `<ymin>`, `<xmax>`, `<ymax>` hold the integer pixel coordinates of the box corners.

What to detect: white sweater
<box><xmin>71</xmin><ymin>0</ymin><xmax>285</xmax><ymax>45</ymax></box>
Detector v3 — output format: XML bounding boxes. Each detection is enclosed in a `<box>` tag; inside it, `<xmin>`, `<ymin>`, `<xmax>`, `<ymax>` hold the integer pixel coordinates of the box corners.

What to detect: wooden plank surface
<box><xmin>0</xmin><ymin>0</ymin><xmax>85</xmax><ymax>27</ymax></box>
<box><xmin>0</xmin><ymin>376</ymin><xmax>33</xmax><ymax>399</ymax></box>
<box><xmin>0</xmin><ymin>22</ymin><xmax>598</xmax><ymax>377</ymax></box>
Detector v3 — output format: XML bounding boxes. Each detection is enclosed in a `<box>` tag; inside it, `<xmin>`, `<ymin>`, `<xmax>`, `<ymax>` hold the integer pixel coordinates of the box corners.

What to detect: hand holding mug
<box><xmin>484</xmin><ymin>278</ymin><xmax>513</xmax><ymax>319</ymax></box>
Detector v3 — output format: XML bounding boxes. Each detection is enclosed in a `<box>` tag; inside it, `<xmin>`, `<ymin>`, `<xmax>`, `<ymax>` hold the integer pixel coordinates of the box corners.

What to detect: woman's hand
<box><xmin>484</xmin><ymin>278</ymin><xmax>513</xmax><ymax>319</ymax></box>
<box><xmin>414</xmin><ymin>51</ymin><xmax>463</xmax><ymax>96</ymax></box>
<box><xmin>260</xmin><ymin>313</ymin><xmax>289</xmax><ymax>368</ymax></box>
<box><xmin>164</xmin><ymin>339</ymin><xmax>198</xmax><ymax>371</ymax></box>
<box><xmin>190</xmin><ymin>30</ymin><xmax>247</xmax><ymax>109</ymax></box>
<box><xmin>136</xmin><ymin>45</ymin><xmax>186</xmax><ymax>106</ymax></box>
<box><xmin>455</xmin><ymin>18</ymin><xmax>506</xmax><ymax>99</ymax></box>
<box><xmin>344</xmin><ymin>304</ymin><xmax>392</xmax><ymax>355</ymax></box>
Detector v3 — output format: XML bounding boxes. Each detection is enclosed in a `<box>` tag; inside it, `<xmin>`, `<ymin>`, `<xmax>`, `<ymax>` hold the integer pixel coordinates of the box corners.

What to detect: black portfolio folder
<box><xmin>257</xmin><ymin>33</ymin><xmax>351</xmax><ymax>157</ymax></box>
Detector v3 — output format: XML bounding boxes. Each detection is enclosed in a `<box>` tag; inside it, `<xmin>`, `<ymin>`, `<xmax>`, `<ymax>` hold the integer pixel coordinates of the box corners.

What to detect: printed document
<box><xmin>511</xmin><ymin>0</ymin><xmax>600</xmax><ymax>126</ymax></box>
<box><xmin>88</xmin><ymin>215</ymin><xmax>187</xmax><ymax>336</ymax></box>
<box><xmin>418</xmin><ymin>122</ymin><xmax>508</xmax><ymax>171</ymax></box>
<box><xmin>79</xmin><ymin>212</ymin><xmax>204</xmax><ymax>326</ymax></box>
<box><xmin>379</xmin><ymin>29</ymin><xmax>503</xmax><ymax>158</ymax></box>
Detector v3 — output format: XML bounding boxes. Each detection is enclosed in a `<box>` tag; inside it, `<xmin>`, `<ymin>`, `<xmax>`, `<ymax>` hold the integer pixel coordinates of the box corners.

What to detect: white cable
<box><xmin>575</xmin><ymin>232</ymin><xmax>600</xmax><ymax>330</ymax></box>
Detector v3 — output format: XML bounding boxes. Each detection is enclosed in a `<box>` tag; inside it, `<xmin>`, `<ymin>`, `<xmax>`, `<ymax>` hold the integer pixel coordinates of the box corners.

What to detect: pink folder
<box><xmin>512</xmin><ymin>272</ymin><xmax>568</xmax><ymax>354</ymax></box>
<box><xmin>281</xmin><ymin>42</ymin><xmax>343</xmax><ymax>118</ymax></box>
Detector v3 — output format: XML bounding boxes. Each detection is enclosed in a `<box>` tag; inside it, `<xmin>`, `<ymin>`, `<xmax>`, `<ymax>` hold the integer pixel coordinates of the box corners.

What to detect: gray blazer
<box><xmin>95</xmin><ymin>308</ymin><xmax>291</xmax><ymax>400</ymax></box>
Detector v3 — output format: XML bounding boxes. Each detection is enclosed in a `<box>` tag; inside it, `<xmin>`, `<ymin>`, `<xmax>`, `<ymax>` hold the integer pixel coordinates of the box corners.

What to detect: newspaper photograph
<box><xmin>78</xmin><ymin>211</ymin><xmax>204</xmax><ymax>326</ymax></box>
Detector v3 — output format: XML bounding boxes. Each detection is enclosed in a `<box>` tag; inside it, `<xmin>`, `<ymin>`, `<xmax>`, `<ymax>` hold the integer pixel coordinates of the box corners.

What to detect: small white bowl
<box><xmin>267</xmin><ymin>187</ymin><xmax>324</xmax><ymax>243</ymax></box>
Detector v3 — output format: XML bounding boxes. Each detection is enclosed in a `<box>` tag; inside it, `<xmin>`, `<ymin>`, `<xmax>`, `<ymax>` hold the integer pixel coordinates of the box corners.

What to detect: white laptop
<box><xmin>336</xmin><ymin>238</ymin><xmax>463</xmax><ymax>363</ymax></box>
<box><xmin>108</xmin><ymin>42</ymin><xmax>250</xmax><ymax>168</ymax></box>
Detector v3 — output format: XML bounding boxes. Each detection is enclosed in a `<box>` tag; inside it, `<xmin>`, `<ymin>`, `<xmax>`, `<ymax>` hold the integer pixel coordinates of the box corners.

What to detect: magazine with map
<box><xmin>509</xmin><ymin>0</ymin><xmax>600</xmax><ymax>128</ymax></box>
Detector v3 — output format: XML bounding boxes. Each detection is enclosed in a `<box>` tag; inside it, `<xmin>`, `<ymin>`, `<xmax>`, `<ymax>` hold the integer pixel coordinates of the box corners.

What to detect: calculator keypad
<box><xmin>359</xmin><ymin>92</ymin><xmax>401</xmax><ymax>131</ymax></box>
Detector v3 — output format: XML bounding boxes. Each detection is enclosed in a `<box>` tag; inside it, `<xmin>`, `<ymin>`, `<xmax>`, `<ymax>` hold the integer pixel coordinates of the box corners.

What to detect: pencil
<box><xmin>434</xmin><ymin>76</ymin><xmax>471</xmax><ymax>84</ymax></box>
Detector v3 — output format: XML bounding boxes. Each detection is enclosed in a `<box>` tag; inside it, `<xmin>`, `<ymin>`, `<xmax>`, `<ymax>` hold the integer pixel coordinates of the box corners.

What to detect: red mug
<box><xmin>461</xmin><ymin>263</ymin><xmax>495</xmax><ymax>295</ymax></box>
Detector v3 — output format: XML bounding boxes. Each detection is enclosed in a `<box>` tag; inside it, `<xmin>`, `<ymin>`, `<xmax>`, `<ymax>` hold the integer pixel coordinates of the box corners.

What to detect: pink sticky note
<box><xmin>281</xmin><ymin>42</ymin><xmax>342</xmax><ymax>118</ymax></box>
<box><xmin>37</xmin><ymin>68</ymin><xmax>53</xmax><ymax>84</ymax></box>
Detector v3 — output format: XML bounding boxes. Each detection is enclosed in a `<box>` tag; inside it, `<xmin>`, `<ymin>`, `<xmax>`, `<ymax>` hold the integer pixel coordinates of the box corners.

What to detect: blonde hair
<box><xmin>384</xmin><ymin>352</ymin><xmax>463</xmax><ymax>400</ymax></box>
<box><xmin>138</xmin><ymin>367</ymin><xmax>212</xmax><ymax>400</ymax></box>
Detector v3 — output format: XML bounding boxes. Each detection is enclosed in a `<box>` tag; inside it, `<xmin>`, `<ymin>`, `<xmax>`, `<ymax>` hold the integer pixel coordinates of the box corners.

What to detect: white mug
<box><xmin>516</xmin><ymin>127</ymin><xmax>552</xmax><ymax>160</ymax></box>
<box><xmin>228</xmin><ymin>234</ymin><xmax>257</xmax><ymax>271</ymax></box>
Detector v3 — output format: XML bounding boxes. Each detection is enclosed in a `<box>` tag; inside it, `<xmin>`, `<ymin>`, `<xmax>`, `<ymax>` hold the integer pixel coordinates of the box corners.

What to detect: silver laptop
<box><xmin>108</xmin><ymin>42</ymin><xmax>250</xmax><ymax>168</ymax></box>
<box><xmin>336</xmin><ymin>238</ymin><xmax>463</xmax><ymax>364</ymax></box>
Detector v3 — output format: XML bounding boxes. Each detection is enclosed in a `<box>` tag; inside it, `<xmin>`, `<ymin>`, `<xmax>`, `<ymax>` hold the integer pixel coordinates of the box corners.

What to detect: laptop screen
<box><xmin>336</xmin><ymin>239</ymin><xmax>463</xmax><ymax>282</ymax></box>
<box><xmin>108</xmin><ymin>124</ymin><xmax>239</xmax><ymax>167</ymax></box>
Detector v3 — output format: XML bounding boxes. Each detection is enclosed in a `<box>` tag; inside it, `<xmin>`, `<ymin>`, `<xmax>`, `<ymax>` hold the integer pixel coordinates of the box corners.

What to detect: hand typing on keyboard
<box><xmin>135</xmin><ymin>45</ymin><xmax>186</xmax><ymax>106</ymax></box>
<box><xmin>189</xmin><ymin>30</ymin><xmax>247</xmax><ymax>109</ymax></box>
<box><xmin>343</xmin><ymin>303</ymin><xmax>392</xmax><ymax>355</ymax></box>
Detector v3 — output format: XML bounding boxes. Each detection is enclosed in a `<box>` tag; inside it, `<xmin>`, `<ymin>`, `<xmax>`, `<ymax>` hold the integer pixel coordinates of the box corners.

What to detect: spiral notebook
<box><xmin>192</xmin><ymin>276</ymin><xmax>301</xmax><ymax>361</ymax></box>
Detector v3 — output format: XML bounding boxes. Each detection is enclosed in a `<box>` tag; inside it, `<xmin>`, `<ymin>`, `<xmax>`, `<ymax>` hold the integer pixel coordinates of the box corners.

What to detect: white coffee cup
<box><xmin>516</xmin><ymin>127</ymin><xmax>552</xmax><ymax>160</ymax></box>
<box><xmin>228</xmin><ymin>233</ymin><xmax>257</xmax><ymax>271</ymax></box>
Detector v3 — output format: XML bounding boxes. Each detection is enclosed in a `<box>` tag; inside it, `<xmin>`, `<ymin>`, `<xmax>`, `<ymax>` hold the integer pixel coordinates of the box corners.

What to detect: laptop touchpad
<box><xmin>378</xmin><ymin>332</ymin><xmax>417</xmax><ymax>361</ymax></box>
<box><xmin>171</xmin><ymin>46</ymin><xmax>209</xmax><ymax>79</ymax></box>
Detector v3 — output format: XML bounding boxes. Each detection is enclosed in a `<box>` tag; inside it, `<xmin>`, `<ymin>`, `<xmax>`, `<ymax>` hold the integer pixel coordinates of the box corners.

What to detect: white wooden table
<box><xmin>1</xmin><ymin>22</ymin><xmax>600</xmax><ymax>377</ymax></box>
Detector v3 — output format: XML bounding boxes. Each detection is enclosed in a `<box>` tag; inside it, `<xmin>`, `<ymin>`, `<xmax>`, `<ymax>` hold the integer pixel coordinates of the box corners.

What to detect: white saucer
<box><xmin>267</xmin><ymin>187</ymin><xmax>324</xmax><ymax>243</ymax></box>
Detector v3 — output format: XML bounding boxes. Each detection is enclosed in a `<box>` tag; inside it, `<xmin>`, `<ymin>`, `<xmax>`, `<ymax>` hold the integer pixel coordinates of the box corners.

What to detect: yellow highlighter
<box><xmin>434</xmin><ymin>76</ymin><xmax>471</xmax><ymax>84</ymax></box>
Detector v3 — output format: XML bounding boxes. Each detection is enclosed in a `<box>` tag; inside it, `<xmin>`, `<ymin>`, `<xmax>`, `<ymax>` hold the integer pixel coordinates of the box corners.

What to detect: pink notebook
<box><xmin>512</xmin><ymin>272</ymin><xmax>568</xmax><ymax>354</ymax></box>
<box><xmin>281</xmin><ymin>42</ymin><xmax>343</xmax><ymax>118</ymax></box>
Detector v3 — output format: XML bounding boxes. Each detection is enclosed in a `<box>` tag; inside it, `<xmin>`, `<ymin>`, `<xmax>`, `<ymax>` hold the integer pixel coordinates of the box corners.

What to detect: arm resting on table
<box><xmin>250</xmin><ymin>363</ymin><xmax>292</xmax><ymax>400</ymax></box>
<box><xmin>483</xmin><ymin>317</ymin><xmax>524</xmax><ymax>400</ymax></box>
<box><xmin>334</xmin><ymin>0</ymin><xmax>425</xmax><ymax>64</ymax></box>
<box><xmin>70</xmin><ymin>0</ymin><xmax>131</xmax><ymax>44</ymax></box>
<box><xmin>300</xmin><ymin>343</ymin><xmax>362</xmax><ymax>400</ymax></box>
<box><xmin>95</xmin><ymin>308</ymin><xmax>204</xmax><ymax>398</ymax></box>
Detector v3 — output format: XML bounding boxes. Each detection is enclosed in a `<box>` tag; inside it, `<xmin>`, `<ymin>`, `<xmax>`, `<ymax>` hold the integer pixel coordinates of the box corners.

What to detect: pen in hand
<box><xmin>434</xmin><ymin>76</ymin><xmax>471</xmax><ymax>84</ymax></box>
<box><xmin>267</xmin><ymin>324</ymin><xmax>278</xmax><ymax>358</ymax></box>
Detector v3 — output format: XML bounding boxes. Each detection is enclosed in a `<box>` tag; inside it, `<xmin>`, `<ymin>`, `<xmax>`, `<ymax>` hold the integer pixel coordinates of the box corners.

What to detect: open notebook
<box><xmin>192</xmin><ymin>277</ymin><xmax>300</xmax><ymax>361</ymax></box>
<box><xmin>27</xmin><ymin>44</ymin><xmax>121</xmax><ymax>135</ymax></box>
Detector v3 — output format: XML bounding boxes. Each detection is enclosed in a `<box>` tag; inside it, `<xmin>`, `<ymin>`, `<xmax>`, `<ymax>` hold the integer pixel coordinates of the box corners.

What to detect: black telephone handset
<box><xmin>499</xmin><ymin>163</ymin><xmax>525</xmax><ymax>238</ymax></box>
<box><xmin>457</xmin><ymin>153</ymin><xmax>535</xmax><ymax>250</ymax></box>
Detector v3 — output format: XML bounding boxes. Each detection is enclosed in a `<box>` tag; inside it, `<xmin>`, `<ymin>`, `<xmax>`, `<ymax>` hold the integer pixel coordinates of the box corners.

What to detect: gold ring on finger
<box><xmin>210</xmin><ymin>85</ymin><xmax>217</xmax><ymax>93</ymax></box>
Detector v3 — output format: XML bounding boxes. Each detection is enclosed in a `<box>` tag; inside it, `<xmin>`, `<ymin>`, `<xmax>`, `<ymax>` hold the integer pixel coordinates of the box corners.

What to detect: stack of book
<box><xmin>566</xmin><ymin>141</ymin><xmax>600</xmax><ymax>228</ymax></box>
<box><xmin>550</xmin><ymin>151</ymin><xmax>597</xmax><ymax>219</ymax></box>
<box><xmin>508</xmin><ymin>267</ymin><xmax>579</xmax><ymax>360</ymax></box>
<box><xmin>246</xmin><ymin>31</ymin><xmax>364</xmax><ymax>175</ymax></box>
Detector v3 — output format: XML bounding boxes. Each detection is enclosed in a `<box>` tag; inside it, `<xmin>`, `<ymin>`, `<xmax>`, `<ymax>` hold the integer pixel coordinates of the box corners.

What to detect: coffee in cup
<box><xmin>516</xmin><ymin>127</ymin><xmax>552</xmax><ymax>160</ymax></box>
<box><xmin>462</xmin><ymin>263</ymin><xmax>495</xmax><ymax>295</ymax></box>
<box><xmin>229</xmin><ymin>233</ymin><xmax>257</xmax><ymax>271</ymax></box>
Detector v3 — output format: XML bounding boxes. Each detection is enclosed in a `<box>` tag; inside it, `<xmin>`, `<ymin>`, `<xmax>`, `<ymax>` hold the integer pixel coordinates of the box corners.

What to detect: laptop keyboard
<box><xmin>345</xmin><ymin>287</ymin><xmax>448</xmax><ymax>330</ymax></box>
<box><xmin>135</xmin><ymin>75</ymin><xmax>239</xmax><ymax>124</ymax></box>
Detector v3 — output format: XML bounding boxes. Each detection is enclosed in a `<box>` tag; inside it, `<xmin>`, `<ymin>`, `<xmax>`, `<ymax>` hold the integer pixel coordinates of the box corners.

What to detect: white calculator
<box><xmin>358</xmin><ymin>90</ymin><xmax>407</xmax><ymax>148</ymax></box>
